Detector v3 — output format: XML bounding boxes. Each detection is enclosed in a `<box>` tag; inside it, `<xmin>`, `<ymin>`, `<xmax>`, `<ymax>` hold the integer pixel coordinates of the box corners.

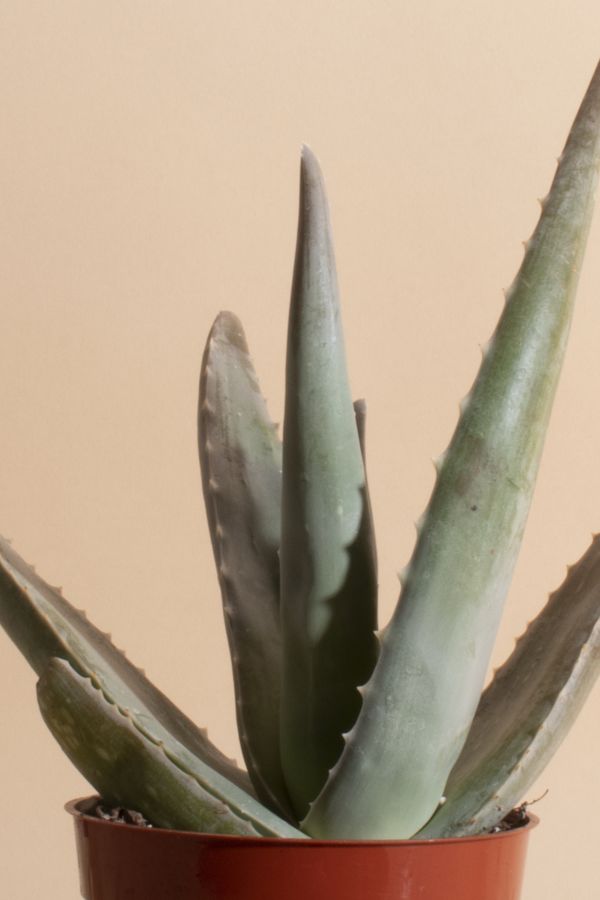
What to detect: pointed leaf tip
<box><xmin>207</xmin><ymin>311</ymin><xmax>248</xmax><ymax>354</ymax></box>
<box><xmin>299</xmin><ymin>146</ymin><xmax>328</xmax><ymax>203</ymax></box>
<box><xmin>300</xmin><ymin>142</ymin><xmax>319</xmax><ymax>168</ymax></box>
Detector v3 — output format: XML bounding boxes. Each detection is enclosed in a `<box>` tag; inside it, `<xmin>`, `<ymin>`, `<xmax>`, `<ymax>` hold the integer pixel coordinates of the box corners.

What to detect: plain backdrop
<box><xmin>1</xmin><ymin>3</ymin><xmax>599</xmax><ymax>898</ymax></box>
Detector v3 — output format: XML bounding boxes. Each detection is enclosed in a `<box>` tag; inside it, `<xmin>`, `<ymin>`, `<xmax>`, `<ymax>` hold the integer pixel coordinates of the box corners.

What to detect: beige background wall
<box><xmin>1</xmin><ymin>3</ymin><xmax>599</xmax><ymax>897</ymax></box>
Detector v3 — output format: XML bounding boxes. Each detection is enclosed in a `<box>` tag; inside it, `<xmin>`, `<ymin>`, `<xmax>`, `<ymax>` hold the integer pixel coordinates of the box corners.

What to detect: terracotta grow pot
<box><xmin>67</xmin><ymin>796</ymin><xmax>538</xmax><ymax>900</ymax></box>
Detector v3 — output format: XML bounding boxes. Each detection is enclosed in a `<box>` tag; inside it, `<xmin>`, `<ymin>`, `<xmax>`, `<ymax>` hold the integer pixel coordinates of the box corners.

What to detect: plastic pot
<box><xmin>67</xmin><ymin>796</ymin><xmax>538</xmax><ymax>900</ymax></box>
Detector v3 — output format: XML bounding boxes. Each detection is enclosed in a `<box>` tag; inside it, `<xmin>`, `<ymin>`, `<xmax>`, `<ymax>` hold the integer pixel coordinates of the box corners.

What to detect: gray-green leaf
<box><xmin>0</xmin><ymin>536</ymin><xmax>250</xmax><ymax>792</ymax></box>
<box><xmin>198</xmin><ymin>310</ymin><xmax>292</xmax><ymax>819</ymax></box>
<box><xmin>419</xmin><ymin>535</ymin><xmax>600</xmax><ymax>837</ymax></box>
<box><xmin>38</xmin><ymin>658</ymin><xmax>303</xmax><ymax>837</ymax></box>
<box><xmin>305</xmin><ymin>60</ymin><xmax>600</xmax><ymax>839</ymax></box>
<box><xmin>280</xmin><ymin>147</ymin><xmax>378</xmax><ymax>816</ymax></box>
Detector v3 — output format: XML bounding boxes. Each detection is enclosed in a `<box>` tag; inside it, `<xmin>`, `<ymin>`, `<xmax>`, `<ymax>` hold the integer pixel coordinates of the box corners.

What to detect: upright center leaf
<box><xmin>280</xmin><ymin>146</ymin><xmax>378</xmax><ymax>817</ymax></box>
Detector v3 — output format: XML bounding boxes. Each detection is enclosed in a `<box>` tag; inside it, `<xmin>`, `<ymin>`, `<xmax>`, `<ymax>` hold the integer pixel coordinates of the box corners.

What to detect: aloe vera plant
<box><xmin>2</xmin><ymin>61</ymin><xmax>600</xmax><ymax>842</ymax></box>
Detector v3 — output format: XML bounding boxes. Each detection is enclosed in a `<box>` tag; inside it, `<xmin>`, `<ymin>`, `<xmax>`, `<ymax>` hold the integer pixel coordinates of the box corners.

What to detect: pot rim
<box><xmin>66</xmin><ymin>795</ymin><xmax>539</xmax><ymax>847</ymax></box>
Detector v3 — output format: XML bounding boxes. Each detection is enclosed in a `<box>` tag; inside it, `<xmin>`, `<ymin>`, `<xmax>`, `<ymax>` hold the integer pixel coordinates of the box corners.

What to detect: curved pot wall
<box><xmin>67</xmin><ymin>796</ymin><xmax>537</xmax><ymax>900</ymax></box>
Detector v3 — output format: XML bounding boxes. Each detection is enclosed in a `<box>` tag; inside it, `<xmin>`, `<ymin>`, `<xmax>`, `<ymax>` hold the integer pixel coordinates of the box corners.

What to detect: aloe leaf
<box><xmin>280</xmin><ymin>147</ymin><xmax>378</xmax><ymax>816</ymax></box>
<box><xmin>353</xmin><ymin>399</ymin><xmax>379</xmax><ymax>604</ymax></box>
<box><xmin>353</xmin><ymin>398</ymin><xmax>378</xmax><ymax>575</ymax></box>
<box><xmin>418</xmin><ymin>535</ymin><xmax>600</xmax><ymax>837</ymax></box>
<box><xmin>353</xmin><ymin>399</ymin><xmax>368</xmax><ymax>457</ymax></box>
<box><xmin>305</xmin><ymin>61</ymin><xmax>600</xmax><ymax>839</ymax></box>
<box><xmin>37</xmin><ymin>658</ymin><xmax>303</xmax><ymax>837</ymax></box>
<box><xmin>0</xmin><ymin>536</ymin><xmax>251</xmax><ymax>793</ymax></box>
<box><xmin>198</xmin><ymin>311</ymin><xmax>293</xmax><ymax>819</ymax></box>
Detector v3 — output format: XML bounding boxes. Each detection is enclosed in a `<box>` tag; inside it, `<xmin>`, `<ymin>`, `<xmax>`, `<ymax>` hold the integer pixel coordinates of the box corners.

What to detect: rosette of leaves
<box><xmin>2</xmin><ymin>61</ymin><xmax>600</xmax><ymax>840</ymax></box>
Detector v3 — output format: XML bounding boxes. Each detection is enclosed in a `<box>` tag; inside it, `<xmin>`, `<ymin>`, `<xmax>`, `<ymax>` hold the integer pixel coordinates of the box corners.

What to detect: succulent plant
<box><xmin>2</xmin><ymin>61</ymin><xmax>600</xmax><ymax>842</ymax></box>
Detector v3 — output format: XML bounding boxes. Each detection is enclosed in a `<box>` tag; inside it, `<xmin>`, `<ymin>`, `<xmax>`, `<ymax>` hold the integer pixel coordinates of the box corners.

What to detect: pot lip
<box><xmin>66</xmin><ymin>796</ymin><xmax>539</xmax><ymax>847</ymax></box>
